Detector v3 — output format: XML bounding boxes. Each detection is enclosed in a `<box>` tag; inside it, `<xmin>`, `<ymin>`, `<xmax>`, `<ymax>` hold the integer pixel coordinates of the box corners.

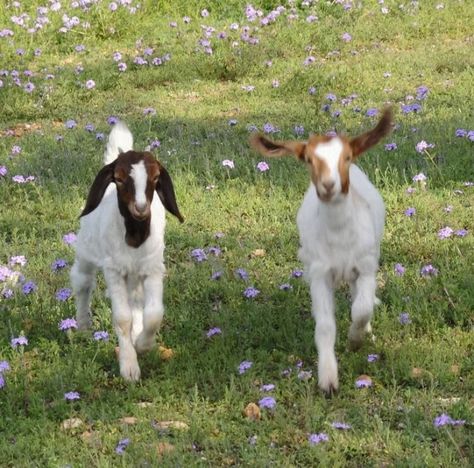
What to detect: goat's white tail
<box><xmin>104</xmin><ymin>121</ymin><xmax>134</xmax><ymax>165</ymax></box>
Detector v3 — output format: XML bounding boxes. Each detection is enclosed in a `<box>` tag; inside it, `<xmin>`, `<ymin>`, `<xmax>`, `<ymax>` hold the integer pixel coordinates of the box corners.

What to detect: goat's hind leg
<box><xmin>70</xmin><ymin>258</ymin><xmax>97</xmax><ymax>330</ymax></box>
<box><xmin>348</xmin><ymin>274</ymin><xmax>376</xmax><ymax>350</ymax></box>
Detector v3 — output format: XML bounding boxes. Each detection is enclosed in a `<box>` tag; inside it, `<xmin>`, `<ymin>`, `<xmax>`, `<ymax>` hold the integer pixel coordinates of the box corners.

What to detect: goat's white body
<box><xmin>297</xmin><ymin>164</ymin><xmax>384</xmax><ymax>392</ymax></box>
<box><xmin>71</xmin><ymin>122</ymin><xmax>166</xmax><ymax>381</ymax></box>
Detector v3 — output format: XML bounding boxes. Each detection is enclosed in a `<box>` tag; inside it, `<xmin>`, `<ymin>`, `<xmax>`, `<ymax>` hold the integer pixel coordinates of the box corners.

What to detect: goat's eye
<box><xmin>345</xmin><ymin>155</ymin><xmax>351</xmax><ymax>162</ymax></box>
<box><xmin>115</xmin><ymin>177</ymin><xmax>125</xmax><ymax>185</ymax></box>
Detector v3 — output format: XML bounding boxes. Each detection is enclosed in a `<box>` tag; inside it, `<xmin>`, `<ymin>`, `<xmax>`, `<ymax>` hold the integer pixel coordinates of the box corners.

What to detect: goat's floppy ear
<box><xmin>350</xmin><ymin>107</ymin><xmax>394</xmax><ymax>158</ymax></box>
<box><xmin>155</xmin><ymin>165</ymin><xmax>184</xmax><ymax>223</ymax></box>
<box><xmin>80</xmin><ymin>161</ymin><xmax>116</xmax><ymax>217</ymax></box>
<box><xmin>250</xmin><ymin>133</ymin><xmax>306</xmax><ymax>161</ymax></box>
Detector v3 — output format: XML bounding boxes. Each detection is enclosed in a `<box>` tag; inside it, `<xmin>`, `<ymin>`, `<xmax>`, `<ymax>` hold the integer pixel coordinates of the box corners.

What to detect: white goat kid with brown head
<box><xmin>250</xmin><ymin>109</ymin><xmax>393</xmax><ymax>394</ymax></box>
<box><xmin>70</xmin><ymin>121</ymin><xmax>183</xmax><ymax>381</ymax></box>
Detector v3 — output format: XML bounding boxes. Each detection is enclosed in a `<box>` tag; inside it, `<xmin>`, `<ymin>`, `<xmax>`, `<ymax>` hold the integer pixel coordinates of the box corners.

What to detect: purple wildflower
<box><xmin>341</xmin><ymin>32</ymin><xmax>352</xmax><ymax>42</ymax></box>
<box><xmin>326</xmin><ymin>93</ymin><xmax>337</xmax><ymax>102</ymax></box>
<box><xmin>0</xmin><ymin>374</ymin><xmax>4</xmax><ymax>389</ymax></box>
<box><xmin>259</xmin><ymin>396</ymin><xmax>276</xmax><ymax>410</ymax></box>
<box><xmin>11</xmin><ymin>145</ymin><xmax>22</xmax><ymax>155</ymax></box>
<box><xmin>107</xmin><ymin>116</ymin><xmax>119</xmax><ymax>125</ymax></box>
<box><xmin>412</xmin><ymin>173</ymin><xmax>427</xmax><ymax>182</ymax></box>
<box><xmin>263</xmin><ymin>123</ymin><xmax>276</xmax><ymax>134</ymax></box>
<box><xmin>65</xmin><ymin>119</ymin><xmax>77</xmax><ymax>129</ymax></box>
<box><xmin>294</xmin><ymin>125</ymin><xmax>305</xmax><ymax>136</ymax></box>
<box><xmin>236</xmin><ymin>268</ymin><xmax>249</xmax><ymax>280</ymax></box>
<box><xmin>9</xmin><ymin>255</ymin><xmax>26</xmax><ymax>266</ymax></box>
<box><xmin>355</xmin><ymin>377</ymin><xmax>372</xmax><ymax>388</ymax></box>
<box><xmin>260</xmin><ymin>384</ymin><xmax>275</xmax><ymax>392</ymax></box>
<box><xmin>279</xmin><ymin>283</ymin><xmax>292</xmax><ymax>291</ymax></box>
<box><xmin>455</xmin><ymin>129</ymin><xmax>467</xmax><ymax>138</ymax></box>
<box><xmin>0</xmin><ymin>361</ymin><xmax>10</xmax><ymax>373</ymax></box>
<box><xmin>63</xmin><ymin>232</ymin><xmax>77</xmax><ymax>245</ymax></box>
<box><xmin>93</xmin><ymin>331</ymin><xmax>109</xmax><ymax>341</ymax></box>
<box><xmin>394</xmin><ymin>263</ymin><xmax>405</xmax><ymax>276</ymax></box>
<box><xmin>84</xmin><ymin>123</ymin><xmax>95</xmax><ymax>132</ymax></box>
<box><xmin>143</xmin><ymin>107</ymin><xmax>156</xmax><ymax>116</ymax></box>
<box><xmin>433</xmin><ymin>413</ymin><xmax>465</xmax><ymax>428</ymax></box>
<box><xmin>211</xmin><ymin>271</ymin><xmax>223</xmax><ymax>280</ymax></box>
<box><xmin>308</xmin><ymin>433</ymin><xmax>329</xmax><ymax>445</ymax></box>
<box><xmin>438</xmin><ymin>227</ymin><xmax>453</xmax><ymax>239</ymax></box>
<box><xmin>366</xmin><ymin>108</ymin><xmax>378</xmax><ymax>117</ymax></box>
<box><xmin>191</xmin><ymin>248</ymin><xmax>207</xmax><ymax>262</ymax></box>
<box><xmin>0</xmin><ymin>166</ymin><xmax>7</xmax><ymax>177</ymax></box>
<box><xmin>420</xmin><ymin>264</ymin><xmax>439</xmax><ymax>277</ymax></box>
<box><xmin>149</xmin><ymin>139</ymin><xmax>161</xmax><ymax>149</ymax></box>
<box><xmin>22</xmin><ymin>281</ymin><xmax>37</xmax><ymax>295</ymax></box>
<box><xmin>297</xmin><ymin>370</ymin><xmax>313</xmax><ymax>381</ymax></box>
<box><xmin>238</xmin><ymin>360</ymin><xmax>253</xmax><ymax>374</ymax></box>
<box><xmin>416</xmin><ymin>85</ymin><xmax>429</xmax><ymax>100</ymax></box>
<box><xmin>52</xmin><ymin>259</ymin><xmax>68</xmax><ymax>271</ymax></box>
<box><xmin>467</xmin><ymin>131</ymin><xmax>474</xmax><ymax>141</ymax></box>
<box><xmin>399</xmin><ymin>312</ymin><xmax>411</xmax><ymax>325</ymax></box>
<box><xmin>243</xmin><ymin>286</ymin><xmax>260</xmax><ymax>298</ymax></box>
<box><xmin>118</xmin><ymin>62</ymin><xmax>127</xmax><ymax>72</ymax></box>
<box><xmin>308</xmin><ymin>86</ymin><xmax>317</xmax><ymax>95</ymax></box>
<box><xmin>85</xmin><ymin>79</ymin><xmax>95</xmax><ymax>89</ymax></box>
<box><xmin>206</xmin><ymin>327</ymin><xmax>222</xmax><ymax>338</ymax></box>
<box><xmin>455</xmin><ymin>229</ymin><xmax>468</xmax><ymax>237</ymax></box>
<box><xmin>331</xmin><ymin>422</ymin><xmax>351</xmax><ymax>430</ymax></box>
<box><xmin>415</xmin><ymin>141</ymin><xmax>435</xmax><ymax>153</ymax></box>
<box><xmin>59</xmin><ymin>317</ymin><xmax>77</xmax><ymax>330</ymax></box>
<box><xmin>292</xmin><ymin>269</ymin><xmax>304</xmax><ymax>278</ymax></box>
<box><xmin>257</xmin><ymin>161</ymin><xmax>269</xmax><ymax>172</ymax></box>
<box><xmin>367</xmin><ymin>354</ymin><xmax>379</xmax><ymax>362</ymax></box>
<box><xmin>64</xmin><ymin>391</ymin><xmax>80</xmax><ymax>401</ymax></box>
<box><xmin>115</xmin><ymin>438</ymin><xmax>130</xmax><ymax>455</ymax></box>
<box><xmin>96</xmin><ymin>133</ymin><xmax>105</xmax><ymax>141</ymax></box>
<box><xmin>222</xmin><ymin>159</ymin><xmax>235</xmax><ymax>169</ymax></box>
<box><xmin>11</xmin><ymin>336</ymin><xmax>28</xmax><ymax>348</ymax></box>
<box><xmin>56</xmin><ymin>288</ymin><xmax>72</xmax><ymax>301</ymax></box>
<box><xmin>3</xmin><ymin>289</ymin><xmax>13</xmax><ymax>299</ymax></box>
<box><xmin>385</xmin><ymin>142</ymin><xmax>397</xmax><ymax>151</ymax></box>
<box><xmin>228</xmin><ymin>119</ymin><xmax>238</xmax><ymax>126</ymax></box>
<box><xmin>404</xmin><ymin>207</ymin><xmax>416</xmax><ymax>217</ymax></box>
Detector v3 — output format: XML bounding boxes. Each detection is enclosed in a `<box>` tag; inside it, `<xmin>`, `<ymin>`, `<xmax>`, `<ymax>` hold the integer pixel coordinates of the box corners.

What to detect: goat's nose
<box><xmin>135</xmin><ymin>202</ymin><xmax>147</xmax><ymax>214</ymax></box>
<box><xmin>323</xmin><ymin>181</ymin><xmax>335</xmax><ymax>192</ymax></box>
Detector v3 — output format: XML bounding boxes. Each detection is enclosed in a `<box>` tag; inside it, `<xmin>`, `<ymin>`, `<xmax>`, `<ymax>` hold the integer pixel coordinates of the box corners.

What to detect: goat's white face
<box><xmin>129</xmin><ymin>161</ymin><xmax>152</xmax><ymax>220</ymax></box>
<box><xmin>311</xmin><ymin>137</ymin><xmax>349</xmax><ymax>203</ymax></box>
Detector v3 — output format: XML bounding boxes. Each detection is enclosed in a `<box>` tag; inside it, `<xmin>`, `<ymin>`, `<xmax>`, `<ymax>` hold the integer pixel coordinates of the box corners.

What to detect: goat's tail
<box><xmin>104</xmin><ymin>121</ymin><xmax>134</xmax><ymax>164</ymax></box>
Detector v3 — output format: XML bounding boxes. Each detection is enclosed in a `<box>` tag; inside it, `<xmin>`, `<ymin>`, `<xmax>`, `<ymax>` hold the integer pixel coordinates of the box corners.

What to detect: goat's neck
<box><xmin>117</xmin><ymin>198</ymin><xmax>151</xmax><ymax>248</ymax></box>
<box><xmin>319</xmin><ymin>190</ymin><xmax>354</xmax><ymax>230</ymax></box>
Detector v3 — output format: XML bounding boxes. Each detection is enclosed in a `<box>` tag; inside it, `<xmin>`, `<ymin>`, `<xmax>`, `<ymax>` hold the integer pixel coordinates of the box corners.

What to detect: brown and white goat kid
<box><xmin>250</xmin><ymin>109</ymin><xmax>393</xmax><ymax>394</ymax></box>
<box><xmin>70</xmin><ymin>121</ymin><xmax>184</xmax><ymax>381</ymax></box>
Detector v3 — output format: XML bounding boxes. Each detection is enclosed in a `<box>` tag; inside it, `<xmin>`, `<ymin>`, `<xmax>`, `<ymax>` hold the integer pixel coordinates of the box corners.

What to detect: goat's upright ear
<box><xmin>155</xmin><ymin>165</ymin><xmax>184</xmax><ymax>223</ymax></box>
<box><xmin>350</xmin><ymin>107</ymin><xmax>394</xmax><ymax>158</ymax></box>
<box><xmin>249</xmin><ymin>133</ymin><xmax>306</xmax><ymax>161</ymax></box>
<box><xmin>80</xmin><ymin>161</ymin><xmax>116</xmax><ymax>217</ymax></box>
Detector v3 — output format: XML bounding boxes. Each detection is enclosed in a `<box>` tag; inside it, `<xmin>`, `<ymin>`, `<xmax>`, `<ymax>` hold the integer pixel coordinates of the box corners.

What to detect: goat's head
<box><xmin>250</xmin><ymin>108</ymin><xmax>393</xmax><ymax>203</ymax></box>
<box><xmin>80</xmin><ymin>150</ymin><xmax>184</xmax><ymax>223</ymax></box>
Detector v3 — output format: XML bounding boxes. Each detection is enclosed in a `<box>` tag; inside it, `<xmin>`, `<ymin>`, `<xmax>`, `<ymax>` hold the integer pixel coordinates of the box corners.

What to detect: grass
<box><xmin>0</xmin><ymin>0</ymin><xmax>473</xmax><ymax>466</ymax></box>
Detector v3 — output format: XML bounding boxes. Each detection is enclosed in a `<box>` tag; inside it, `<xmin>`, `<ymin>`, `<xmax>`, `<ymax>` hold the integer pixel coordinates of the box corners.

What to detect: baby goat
<box><xmin>70</xmin><ymin>121</ymin><xmax>184</xmax><ymax>381</ymax></box>
<box><xmin>250</xmin><ymin>109</ymin><xmax>393</xmax><ymax>394</ymax></box>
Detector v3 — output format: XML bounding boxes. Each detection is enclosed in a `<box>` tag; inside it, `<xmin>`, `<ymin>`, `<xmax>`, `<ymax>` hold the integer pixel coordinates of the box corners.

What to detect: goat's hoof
<box><xmin>134</xmin><ymin>335</ymin><xmax>155</xmax><ymax>354</ymax></box>
<box><xmin>348</xmin><ymin>336</ymin><xmax>363</xmax><ymax>351</ymax></box>
<box><xmin>120</xmin><ymin>360</ymin><xmax>141</xmax><ymax>382</ymax></box>
<box><xmin>319</xmin><ymin>381</ymin><xmax>339</xmax><ymax>397</ymax></box>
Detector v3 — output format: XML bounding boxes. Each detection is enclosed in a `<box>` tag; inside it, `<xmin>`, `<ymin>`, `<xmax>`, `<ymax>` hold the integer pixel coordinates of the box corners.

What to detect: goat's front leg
<box><xmin>348</xmin><ymin>273</ymin><xmax>376</xmax><ymax>350</ymax></box>
<box><xmin>104</xmin><ymin>268</ymin><xmax>140</xmax><ymax>381</ymax></box>
<box><xmin>134</xmin><ymin>273</ymin><xmax>164</xmax><ymax>354</ymax></box>
<box><xmin>311</xmin><ymin>276</ymin><xmax>338</xmax><ymax>395</ymax></box>
<box><xmin>70</xmin><ymin>258</ymin><xmax>96</xmax><ymax>330</ymax></box>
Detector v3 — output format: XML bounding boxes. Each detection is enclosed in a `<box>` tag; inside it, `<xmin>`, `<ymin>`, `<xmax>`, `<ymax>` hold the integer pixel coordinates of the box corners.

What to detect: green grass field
<box><xmin>0</xmin><ymin>1</ymin><xmax>473</xmax><ymax>466</ymax></box>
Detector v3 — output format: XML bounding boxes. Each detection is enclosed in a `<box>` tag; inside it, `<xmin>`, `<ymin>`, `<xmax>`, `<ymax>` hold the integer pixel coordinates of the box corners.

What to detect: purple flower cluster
<box><xmin>238</xmin><ymin>360</ymin><xmax>253</xmax><ymax>374</ymax></box>
<box><xmin>64</xmin><ymin>391</ymin><xmax>80</xmax><ymax>401</ymax></box>
<box><xmin>243</xmin><ymin>286</ymin><xmax>260</xmax><ymax>298</ymax></box>
<box><xmin>258</xmin><ymin>396</ymin><xmax>276</xmax><ymax>409</ymax></box>
<box><xmin>11</xmin><ymin>336</ymin><xmax>28</xmax><ymax>348</ymax></box>
<box><xmin>433</xmin><ymin>413</ymin><xmax>465</xmax><ymax>428</ymax></box>
<box><xmin>308</xmin><ymin>433</ymin><xmax>329</xmax><ymax>445</ymax></box>
<box><xmin>93</xmin><ymin>331</ymin><xmax>109</xmax><ymax>341</ymax></box>
<box><xmin>206</xmin><ymin>327</ymin><xmax>222</xmax><ymax>338</ymax></box>
<box><xmin>59</xmin><ymin>317</ymin><xmax>77</xmax><ymax>331</ymax></box>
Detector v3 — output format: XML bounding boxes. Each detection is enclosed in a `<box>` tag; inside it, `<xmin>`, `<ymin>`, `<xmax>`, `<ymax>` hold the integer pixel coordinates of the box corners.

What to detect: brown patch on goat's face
<box><xmin>114</xmin><ymin>151</ymin><xmax>161</xmax><ymax>222</ymax></box>
<box><xmin>338</xmin><ymin>137</ymin><xmax>353</xmax><ymax>195</ymax></box>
